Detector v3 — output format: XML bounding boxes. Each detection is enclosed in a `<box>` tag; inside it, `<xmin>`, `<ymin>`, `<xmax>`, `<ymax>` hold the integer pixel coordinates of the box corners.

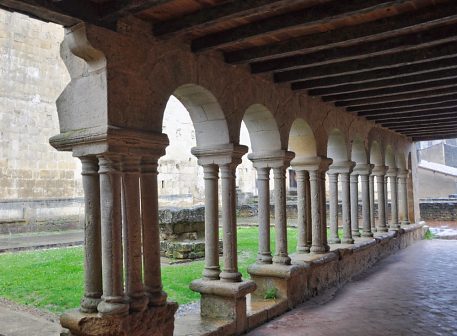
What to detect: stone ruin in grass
<box><xmin>159</xmin><ymin>206</ymin><xmax>222</xmax><ymax>260</ymax></box>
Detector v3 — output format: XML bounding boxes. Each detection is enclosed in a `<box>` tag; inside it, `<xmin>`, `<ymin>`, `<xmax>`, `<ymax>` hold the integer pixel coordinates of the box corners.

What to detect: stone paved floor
<box><xmin>247</xmin><ymin>240</ymin><xmax>457</xmax><ymax>336</ymax></box>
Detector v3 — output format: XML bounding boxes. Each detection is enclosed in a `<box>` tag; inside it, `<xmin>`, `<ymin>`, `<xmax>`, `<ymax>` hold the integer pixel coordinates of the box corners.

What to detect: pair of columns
<box><xmin>293</xmin><ymin>156</ymin><xmax>332</xmax><ymax>254</ymax></box>
<box><xmin>249</xmin><ymin>151</ymin><xmax>295</xmax><ymax>265</ymax></box>
<box><xmin>192</xmin><ymin>144</ymin><xmax>248</xmax><ymax>282</ymax></box>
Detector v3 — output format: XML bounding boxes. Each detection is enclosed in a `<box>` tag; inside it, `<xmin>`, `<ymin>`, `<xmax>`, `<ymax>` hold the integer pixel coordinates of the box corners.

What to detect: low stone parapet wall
<box><xmin>419</xmin><ymin>199</ymin><xmax>457</xmax><ymax>221</ymax></box>
<box><xmin>174</xmin><ymin>223</ymin><xmax>426</xmax><ymax>336</ymax></box>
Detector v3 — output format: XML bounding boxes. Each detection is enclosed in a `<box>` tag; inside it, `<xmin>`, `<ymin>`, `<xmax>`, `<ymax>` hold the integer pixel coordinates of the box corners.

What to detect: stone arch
<box><xmin>385</xmin><ymin>145</ymin><xmax>397</xmax><ymax>169</ymax></box>
<box><xmin>369</xmin><ymin>141</ymin><xmax>384</xmax><ymax>166</ymax></box>
<box><xmin>351</xmin><ymin>136</ymin><xmax>368</xmax><ymax>164</ymax></box>
<box><xmin>288</xmin><ymin>118</ymin><xmax>317</xmax><ymax>163</ymax></box>
<box><xmin>396</xmin><ymin>152</ymin><xmax>407</xmax><ymax>170</ymax></box>
<box><xmin>327</xmin><ymin>128</ymin><xmax>349</xmax><ymax>163</ymax></box>
<box><xmin>169</xmin><ymin>84</ymin><xmax>230</xmax><ymax>147</ymax></box>
<box><xmin>242</xmin><ymin>104</ymin><xmax>281</xmax><ymax>154</ymax></box>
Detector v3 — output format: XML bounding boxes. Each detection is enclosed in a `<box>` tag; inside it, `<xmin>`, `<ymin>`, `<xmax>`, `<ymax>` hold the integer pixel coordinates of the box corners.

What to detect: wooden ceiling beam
<box><xmin>277</xmin><ymin>41</ymin><xmax>457</xmax><ymax>83</ymax></box>
<box><xmin>100</xmin><ymin>0</ymin><xmax>173</xmax><ymax>23</ymax></box>
<box><xmin>191</xmin><ymin>0</ymin><xmax>405</xmax><ymax>52</ymax></box>
<box><xmin>404</xmin><ymin>128</ymin><xmax>457</xmax><ymax>136</ymax></box>
<box><xmin>335</xmin><ymin>87</ymin><xmax>457</xmax><ymax>108</ymax></box>
<box><xmin>309</xmin><ymin>67</ymin><xmax>457</xmax><ymax>96</ymax></box>
<box><xmin>252</xmin><ymin>23</ymin><xmax>457</xmax><ymax>74</ymax></box>
<box><xmin>368</xmin><ymin>109</ymin><xmax>457</xmax><ymax>122</ymax></box>
<box><xmin>225</xmin><ymin>1</ymin><xmax>457</xmax><ymax>64</ymax></box>
<box><xmin>347</xmin><ymin>95</ymin><xmax>457</xmax><ymax>113</ymax></box>
<box><xmin>0</xmin><ymin>0</ymin><xmax>101</xmax><ymax>27</ymax></box>
<box><xmin>153</xmin><ymin>0</ymin><xmax>309</xmax><ymax>37</ymax></box>
<box><xmin>381</xmin><ymin>115</ymin><xmax>457</xmax><ymax>126</ymax></box>
<box><xmin>390</xmin><ymin>122</ymin><xmax>457</xmax><ymax>132</ymax></box>
<box><xmin>292</xmin><ymin>56</ymin><xmax>457</xmax><ymax>90</ymax></box>
<box><xmin>323</xmin><ymin>79</ymin><xmax>457</xmax><ymax>102</ymax></box>
<box><xmin>359</xmin><ymin>104</ymin><xmax>457</xmax><ymax>118</ymax></box>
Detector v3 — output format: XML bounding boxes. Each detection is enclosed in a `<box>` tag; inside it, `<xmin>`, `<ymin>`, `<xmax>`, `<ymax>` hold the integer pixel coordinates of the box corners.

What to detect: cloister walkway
<box><xmin>247</xmin><ymin>240</ymin><xmax>457</xmax><ymax>336</ymax></box>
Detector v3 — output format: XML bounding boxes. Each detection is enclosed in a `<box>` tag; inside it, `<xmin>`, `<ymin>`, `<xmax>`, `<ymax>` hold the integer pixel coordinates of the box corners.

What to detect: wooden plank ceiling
<box><xmin>1</xmin><ymin>0</ymin><xmax>456</xmax><ymax>142</ymax></box>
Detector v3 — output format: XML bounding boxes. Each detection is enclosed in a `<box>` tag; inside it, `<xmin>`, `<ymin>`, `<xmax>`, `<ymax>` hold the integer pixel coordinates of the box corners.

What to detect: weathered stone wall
<box><xmin>419</xmin><ymin>199</ymin><xmax>457</xmax><ymax>221</ymax></box>
<box><xmin>444</xmin><ymin>144</ymin><xmax>457</xmax><ymax>168</ymax></box>
<box><xmin>417</xmin><ymin>167</ymin><xmax>457</xmax><ymax>199</ymax></box>
<box><xmin>0</xmin><ymin>10</ymin><xmax>82</xmax><ymax>200</ymax></box>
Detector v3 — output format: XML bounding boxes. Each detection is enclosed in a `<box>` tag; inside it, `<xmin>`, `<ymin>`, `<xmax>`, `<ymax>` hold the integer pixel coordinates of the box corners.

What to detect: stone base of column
<box><xmin>376</xmin><ymin>227</ymin><xmax>389</xmax><ymax>233</ymax></box>
<box><xmin>190</xmin><ymin>279</ymin><xmax>256</xmax><ymax>334</ymax></box>
<box><xmin>60</xmin><ymin>302</ymin><xmax>178</xmax><ymax>336</ymax></box>
<box><xmin>328</xmin><ymin>236</ymin><xmax>341</xmax><ymax>244</ymax></box>
<box><xmin>341</xmin><ymin>238</ymin><xmax>355</xmax><ymax>244</ymax></box>
<box><xmin>401</xmin><ymin>220</ymin><xmax>411</xmax><ymax>225</ymax></box>
<box><xmin>389</xmin><ymin>223</ymin><xmax>401</xmax><ymax>230</ymax></box>
<box><xmin>361</xmin><ymin>231</ymin><xmax>374</xmax><ymax>238</ymax></box>
<box><xmin>248</xmin><ymin>263</ymin><xmax>303</xmax><ymax>308</ymax></box>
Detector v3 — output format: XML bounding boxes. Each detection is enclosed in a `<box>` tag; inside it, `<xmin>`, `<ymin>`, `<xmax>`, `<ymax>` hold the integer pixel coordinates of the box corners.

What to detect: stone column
<box><xmin>79</xmin><ymin>156</ymin><xmax>102</xmax><ymax>313</ymax></box>
<box><xmin>369</xmin><ymin>174</ymin><xmax>376</xmax><ymax>232</ymax></box>
<box><xmin>327</xmin><ymin>171</ymin><xmax>340</xmax><ymax>244</ymax></box>
<box><xmin>296</xmin><ymin>170</ymin><xmax>307</xmax><ymax>252</ymax></box>
<box><xmin>97</xmin><ymin>155</ymin><xmax>129</xmax><ymax>315</ymax></box>
<box><xmin>388</xmin><ymin>169</ymin><xmax>400</xmax><ymax>230</ymax></box>
<box><xmin>384</xmin><ymin>175</ymin><xmax>389</xmax><ymax>223</ymax></box>
<box><xmin>141</xmin><ymin>158</ymin><xmax>167</xmax><ymax>306</ymax></box>
<box><xmin>273</xmin><ymin>166</ymin><xmax>291</xmax><ymax>265</ymax></box>
<box><xmin>373</xmin><ymin>166</ymin><xmax>388</xmax><ymax>232</ymax></box>
<box><xmin>355</xmin><ymin>164</ymin><xmax>373</xmax><ymax>238</ymax></box>
<box><xmin>220</xmin><ymin>163</ymin><xmax>242</xmax><ymax>282</ymax></box>
<box><xmin>398</xmin><ymin>170</ymin><xmax>411</xmax><ymax>225</ymax></box>
<box><xmin>319</xmin><ymin>170</ymin><xmax>330</xmax><ymax>252</ymax></box>
<box><xmin>305</xmin><ymin>173</ymin><xmax>312</xmax><ymax>251</ymax></box>
<box><xmin>202</xmin><ymin>164</ymin><xmax>221</xmax><ymax>279</ymax></box>
<box><xmin>350</xmin><ymin>173</ymin><xmax>361</xmax><ymax>237</ymax></box>
<box><xmin>340</xmin><ymin>172</ymin><xmax>354</xmax><ymax>244</ymax></box>
<box><xmin>122</xmin><ymin>157</ymin><xmax>147</xmax><ymax>312</ymax></box>
<box><xmin>255</xmin><ymin>167</ymin><xmax>272</xmax><ymax>263</ymax></box>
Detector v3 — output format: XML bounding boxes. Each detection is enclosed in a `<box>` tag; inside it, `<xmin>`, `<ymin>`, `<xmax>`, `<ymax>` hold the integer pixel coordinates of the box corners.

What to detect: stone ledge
<box><xmin>247</xmin><ymin>263</ymin><xmax>302</xmax><ymax>279</ymax></box>
<box><xmin>190</xmin><ymin>279</ymin><xmax>257</xmax><ymax>299</ymax></box>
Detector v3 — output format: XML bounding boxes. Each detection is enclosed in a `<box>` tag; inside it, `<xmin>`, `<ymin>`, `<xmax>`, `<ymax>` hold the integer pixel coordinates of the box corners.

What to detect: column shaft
<box><xmin>122</xmin><ymin>157</ymin><xmax>147</xmax><ymax>312</ymax></box>
<box><xmin>309</xmin><ymin>170</ymin><xmax>325</xmax><ymax>253</ymax></box>
<box><xmin>398</xmin><ymin>175</ymin><xmax>410</xmax><ymax>225</ymax></box>
<box><xmin>369</xmin><ymin>175</ymin><xmax>376</xmax><ymax>232</ymax></box>
<box><xmin>350</xmin><ymin>174</ymin><xmax>360</xmax><ymax>237</ymax></box>
<box><xmin>272</xmin><ymin>167</ymin><xmax>291</xmax><ymax>265</ymax></box>
<box><xmin>220</xmin><ymin>164</ymin><xmax>242</xmax><ymax>282</ymax></box>
<box><xmin>141</xmin><ymin>159</ymin><xmax>167</xmax><ymax>306</ymax></box>
<box><xmin>97</xmin><ymin>156</ymin><xmax>129</xmax><ymax>315</ymax></box>
<box><xmin>297</xmin><ymin>170</ymin><xmax>310</xmax><ymax>252</ymax></box>
<box><xmin>305</xmin><ymin>174</ymin><xmax>312</xmax><ymax>251</ymax></box>
<box><xmin>79</xmin><ymin>156</ymin><xmax>102</xmax><ymax>313</ymax></box>
<box><xmin>328</xmin><ymin>172</ymin><xmax>340</xmax><ymax>244</ymax></box>
<box><xmin>389</xmin><ymin>175</ymin><xmax>400</xmax><ymax>229</ymax></box>
<box><xmin>340</xmin><ymin>173</ymin><xmax>354</xmax><ymax>244</ymax></box>
<box><xmin>202</xmin><ymin>164</ymin><xmax>221</xmax><ymax>279</ymax></box>
<box><xmin>256</xmin><ymin>167</ymin><xmax>272</xmax><ymax>262</ymax></box>
<box><xmin>360</xmin><ymin>174</ymin><xmax>373</xmax><ymax>237</ymax></box>
<box><xmin>376</xmin><ymin>174</ymin><xmax>388</xmax><ymax>232</ymax></box>
<box><xmin>319</xmin><ymin>171</ymin><xmax>330</xmax><ymax>251</ymax></box>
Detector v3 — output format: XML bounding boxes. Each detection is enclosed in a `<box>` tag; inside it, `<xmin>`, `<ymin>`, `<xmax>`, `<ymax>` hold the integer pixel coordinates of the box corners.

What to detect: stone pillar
<box><xmin>384</xmin><ymin>175</ymin><xmax>389</xmax><ymax>223</ymax></box>
<box><xmin>202</xmin><ymin>164</ymin><xmax>221</xmax><ymax>279</ymax></box>
<box><xmin>122</xmin><ymin>157</ymin><xmax>148</xmax><ymax>312</ymax></box>
<box><xmin>305</xmin><ymin>173</ymin><xmax>312</xmax><ymax>251</ymax></box>
<box><xmin>254</xmin><ymin>166</ymin><xmax>272</xmax><ymax>263</ymax></box>
<box><xmin>398</xmin><ymin>170</ymin><xmax>411</xmax><ymax>225</ymax></box>
<box><xmin>141</xmin><ymin>158</ymin><xmax>167</xmax><ymax>307</ymax></box>
<box><xmin>296</xmin><ymin>170</ymin><xmax>310</xmax><ymax>253</ymax></box>
<box><xmin>97</xmin><ymin>155</ymin><xmax>129</xmax><ymax>316</ymax></box>
<box><xmin>327</xmin><ymin>172</ymin><xmax>340</xmax><ymax>244</ymax></box>
<box><xmin>388</xmin><ymin>169</ymin><xmax>400</xmax><ymax>230</ymax></box>
<box><xmin>369</xmin><ymin>174</ymin><xmax>376</xmax><ymax>233</ymax></box>
<box><xmin>350</xmin><ymin>173</ymin><xmax>361</xmax><ymax>238</ymax></box>
<box><xmin>319</xmin><ymin>170</ymin><xmax>330</xmax><ymax>252</ymax></box>
<box><xmin>355</xmin><ymin>164</ymin><xmax>373</xmax><ymax>238</ymax></box>
<box><xmin>220</xmin><ymin>162</ymin><xmax>242</xmax><ymax>282</ymax></box>
<box><xmin>273</xmin><ymin>166</ymin><xmax>291</xmax><ymax>265</ymax></box>
<box><xmin>373</xmin><ymin>166</ymin><xmax>388</xmax><ymax>232</ymax></box>
<box><xmin>79</xmin><ymin>156</ymin><xmax>103</xmax><ymax>313</ymax></box>
<box><xmin>340</xmin><ymin>172</ymin><xmax>354</xmax><ymax>244</ymax></box>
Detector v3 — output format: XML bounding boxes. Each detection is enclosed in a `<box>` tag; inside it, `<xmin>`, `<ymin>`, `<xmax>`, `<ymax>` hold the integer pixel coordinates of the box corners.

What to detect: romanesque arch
<box><xmin>327</xmin><ymin>128</ymin><xmax>349</xmax><ymax>163</ymax></box>
<box><xmin>288</xmin><ymin>118</ymin><xmax>317</xmax><ymax>162</ymax></box>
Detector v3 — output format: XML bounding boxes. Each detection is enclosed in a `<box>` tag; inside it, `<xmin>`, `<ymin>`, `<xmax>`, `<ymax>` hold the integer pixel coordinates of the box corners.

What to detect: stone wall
<box><xmin>0</xmin><ymin>10</ymin><xmax>82</xmax><ymax>200</ymax></box>
<box><xmin>444</xmin><ymin>144</ymin><xmax>457</xmax><ymax>168</ymax></box>
<box><xmin>419</xmin><ymin>199</ymin><xmax>457</xmax><ymax>221</ymax></box>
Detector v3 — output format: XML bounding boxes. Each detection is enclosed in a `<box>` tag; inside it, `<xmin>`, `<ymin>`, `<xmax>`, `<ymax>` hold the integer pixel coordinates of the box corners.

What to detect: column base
<box><xmin>401</xmin><ymin>220</ymin><xmax>411</xmax><ymax>225</ymax></box>
<box><xmin>376</xmin><ymin>226</ymin><xmax>389</xmax><ymax>233</ymax></box>
<box><xmin>352</xmin><ymin>230</ymin><xmax>361</xmax><ymax>237</ymax></box>
<box><xmin>389</xmin><ymin>223</ymin><xmax>401</xmax><ymax>231</ymax></box>
<box><xmin>61</xmin><ymin>302</ymin><xmax>178</xmax><ymax>336</ymax></box>
<box><xmin>248</xmin><ymin>263</ymin><xmax>303</xmax><ymax>308</ymax></box>
<box><xmin>190</xmin><ymin>279</ymin><xmax>256</xmax><ymax>334</ymax></box>
<box><xmin>272</xmin><ymin>254</ymin><xmax>291</xmax><ymax>265</ymax></box>
<box><xmin>361</xmin><ymin>231</ymin><xmax>374</xmax><ymax>238</ymax></box>
<box><xmin>310</xmin><ymin>245</ymin><xmax>326</xmax><ymax>254</ymax></box>
<box><xmin>328</xmin><ymin>237</ymin><xmax>341</xmax><ymax>244</ymax></box>
<box><xmin>341</xmin><ymin>238</ymin><xmax>354</xmax><ymax>244</ymax></box>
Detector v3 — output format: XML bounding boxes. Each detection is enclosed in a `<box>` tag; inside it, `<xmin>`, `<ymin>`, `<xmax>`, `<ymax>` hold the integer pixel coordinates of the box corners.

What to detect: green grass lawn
<box><xmin>0</xmin><ymin>227</ymin><xmax>336</xmax><ymax>314</ymax></box>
